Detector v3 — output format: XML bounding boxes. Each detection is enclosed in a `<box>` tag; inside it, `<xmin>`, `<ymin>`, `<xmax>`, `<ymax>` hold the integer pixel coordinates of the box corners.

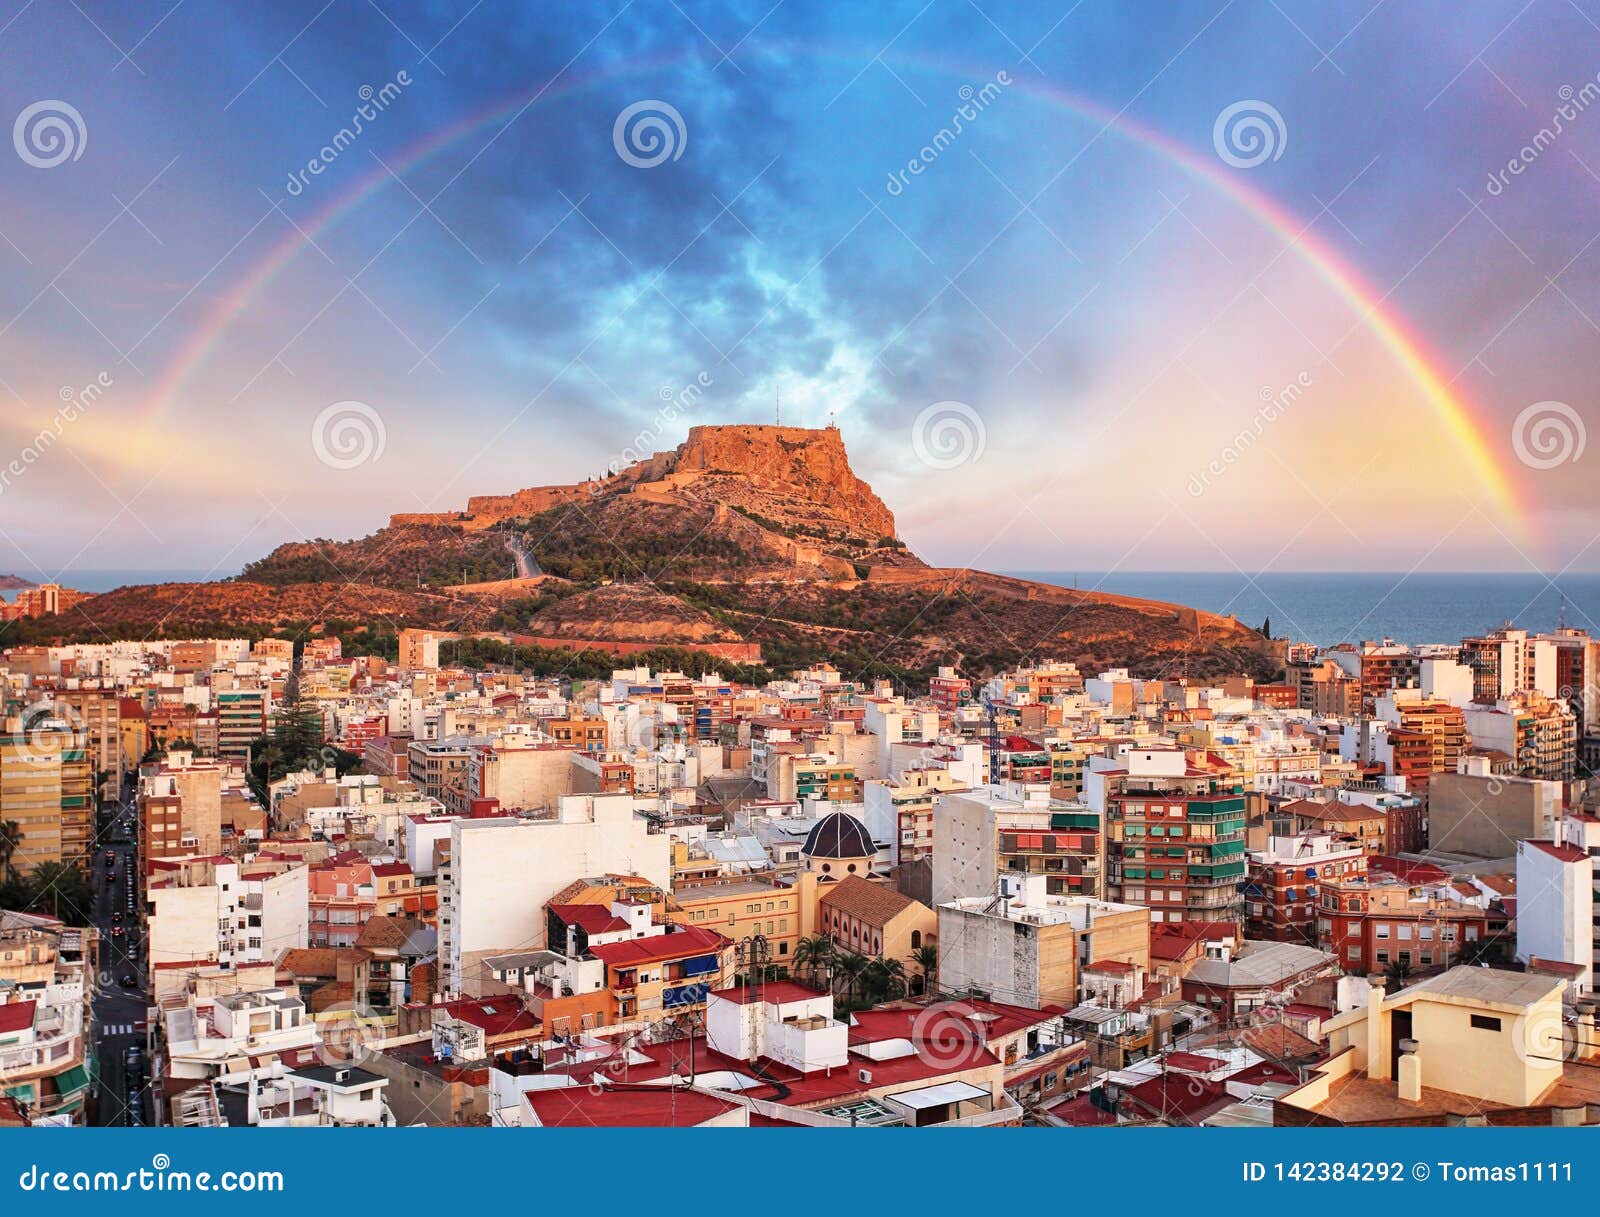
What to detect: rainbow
<box><xmin>137</xmin><ymin>43</ymin><xmax>1528</xmax><ymax>528</ymax></box>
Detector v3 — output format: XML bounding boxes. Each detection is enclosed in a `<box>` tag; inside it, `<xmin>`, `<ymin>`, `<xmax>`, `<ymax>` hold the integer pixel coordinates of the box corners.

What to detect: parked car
<box><xmin>118</xmin><ymin>974</ymin><xmax>139</xmax><ymax>989</ymax></box>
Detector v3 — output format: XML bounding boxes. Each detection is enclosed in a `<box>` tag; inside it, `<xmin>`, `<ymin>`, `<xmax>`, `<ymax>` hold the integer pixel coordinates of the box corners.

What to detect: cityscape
<box><xmin>4</xmin><ymin>421</ymin><xmax>1600</xmax><ymax>1131</ymax></box>
<box><xmin>1</xmin><ymin>0</ymin><xmax>1599</xmax><ymax>1182</ymax></box>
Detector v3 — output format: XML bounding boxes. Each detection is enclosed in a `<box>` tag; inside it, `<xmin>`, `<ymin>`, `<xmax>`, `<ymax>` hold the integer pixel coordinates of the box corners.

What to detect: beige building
<box><xmin>817</xmin><ymin>875</ymin><xmax>936</xmax><ymax>980</ymax></box>
<box><xmin>937</xmin><ymin>874</ymin><xmax>1149</xmax><ymax>1009</ymax></box>
<box><xmin>1279</xmin><ymin>968</ymin><xmax>1600</xmax><ymax>1125</ymax></box>
<box><xmin>463</xmin><ymin>738</ymin><xmax>574</xmax><ymax>815</ymax></box>
<box><xmin>1429</xmin><ymin>768</ymin><xmax>1560</xmax><ymax>858</ymax></box>
<box><xmin>1</xmin><ymin>713</ymin><xmax>93</xmax><ymax>873</ymax></box>
<box><xmin>138</xmin><ymin>750</ymin><xmax>224</xmax><ymax>863</ymax></box>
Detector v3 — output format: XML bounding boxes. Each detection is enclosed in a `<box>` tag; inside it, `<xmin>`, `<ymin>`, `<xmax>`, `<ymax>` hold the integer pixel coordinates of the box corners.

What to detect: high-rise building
<box><xmin>0</xmin><ymin>712</ymin><xmax>92</xmax><ymax>873</ymax></box>
<box><xmin>1103</xmin><ymin>750</ymin><xmax>1247</xmax><ymax>924</ymax></box>
<box><xmin>215</xmin><ymin>686</ymin><xmax>268</xmax><ymax>760</ymax></box>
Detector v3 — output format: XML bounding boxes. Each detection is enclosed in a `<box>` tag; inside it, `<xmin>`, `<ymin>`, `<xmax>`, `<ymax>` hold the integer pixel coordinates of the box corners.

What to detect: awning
<box><xmin>885</xmin><ymin>1080</ymin><xmax>989</xmax><ymax>1111</ymax></box>
<box><xmin>54</xmin><ymin>1064</ymin><xmax>89</xmax><ymax>1097</ymax></box>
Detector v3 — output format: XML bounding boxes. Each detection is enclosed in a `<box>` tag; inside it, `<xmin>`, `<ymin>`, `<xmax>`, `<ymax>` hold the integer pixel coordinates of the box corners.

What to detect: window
<box><xmin>1471</xmin><ymin>1014</ymin><xmax>1502</xmax><ymax>1032</ymax></box>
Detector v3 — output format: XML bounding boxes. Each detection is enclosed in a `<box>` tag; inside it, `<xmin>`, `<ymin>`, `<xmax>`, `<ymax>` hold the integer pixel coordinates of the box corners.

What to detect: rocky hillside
<box><xmin>528</xmin><ymin>584</ymin><xmax>741</xmax><ymax>644</ymax></box>
<box><xmin>12</xmin><ymin>422</ymin><xmax>1280</xmax><ymax>682</ymax></box>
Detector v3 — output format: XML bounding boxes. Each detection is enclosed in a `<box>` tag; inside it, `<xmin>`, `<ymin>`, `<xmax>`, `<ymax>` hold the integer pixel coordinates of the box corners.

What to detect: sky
<box><xmin>0</xmin><ymin>0</ymin><xmax>1597</xmax><ymax>579</ymax></box>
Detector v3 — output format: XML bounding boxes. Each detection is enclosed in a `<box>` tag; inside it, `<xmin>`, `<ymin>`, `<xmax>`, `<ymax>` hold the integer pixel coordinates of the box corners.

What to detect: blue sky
<box><xmin>1</xmin><ymin>0</ymin><xmax>1598</xmax><ymax>577</ymax></box>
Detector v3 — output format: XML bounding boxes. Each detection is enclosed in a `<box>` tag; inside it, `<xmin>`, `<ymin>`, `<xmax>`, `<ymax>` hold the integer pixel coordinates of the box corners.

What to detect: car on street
<box><xmin>118</xmin><ymin>974</ymin><xmax>138</xmax><ymax>989</ymax></box>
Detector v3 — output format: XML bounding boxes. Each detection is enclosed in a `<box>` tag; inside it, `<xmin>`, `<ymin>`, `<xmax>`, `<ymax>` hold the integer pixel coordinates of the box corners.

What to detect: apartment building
<box><xmin>1316</xmin><ymin>870</ymin><xmax>1495</xmax><ymax>976</ymax></box>
<box><xmin>1102</xmin><ymin>749</ymin><xmax>1247</xmax><ymax>924</ymax></box>
<box><xmin>671</xmin><ymin>871</ymin><xmax>816</xmax><ymax>966</ymax></box>
<box><xmin>441</xmin><ymin>794</ymin><xmax>671</xmax><ymax>994</ymax></box>
<box><xmin>146</xmin><ymin>857</ymin><xmax>309</xmax><ymax>998</ymax></box>
<box><xmin>0</xmin><ymin>912</ymin><xmax>92</xmax><ymax>1125</ymax></box>
<box><xmin>138</xmin><ymin>750</ymin><xmax>225</xmax><ymax>863</ymax></box>
<box><xmin>215</xmin><ymin>687</ymin><xmax>268</xmax><ymax>760</ymax></box>
<box><xmin>1244</xmin><ymin>832</ymin><xmax>1367</xmax><ymax>945</ymax></box>
<box><xmin>0</xmin><ymin>710</ymin><xmax>92</xmax><ymax>872</ymax></box>
<box><xmin>938</xmin><ymin>874</ymin><xmax>1149</xmax><ymax>1009</ymax></box>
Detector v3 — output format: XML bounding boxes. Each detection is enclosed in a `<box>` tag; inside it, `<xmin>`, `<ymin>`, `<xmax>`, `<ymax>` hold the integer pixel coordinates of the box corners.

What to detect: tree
<box><xmin>12</xmin><ymin>861</ymin><xmax>94</xmax><ymax>925</ymax></box>
<box><xmin>0</xmin><ymin>820</ymin><xmax>21</xmax><ymax>884</ymax></box>
<box><xmin>911</xmin><ymin>943</ymin><xmax>940</xmax><ymax>997</ymax></box>
<box><xmin>832</xmin><ymin>950</ymin><xmax>870</xmax><ymax>1005</ymax></box>
<box><xmin>865</xmin><ymin>957</ymin><xmax>908</xmax><ymax>1003</ymax></box>
<box><xmin>792</xmin><ymin>934</ymin><xmax>834</xmax><ymax>988</ymax></box>
<box><xmin>1260</xmin><ymin>616</ymin><xmax>1272</xmax><ymax>638</ymax></box>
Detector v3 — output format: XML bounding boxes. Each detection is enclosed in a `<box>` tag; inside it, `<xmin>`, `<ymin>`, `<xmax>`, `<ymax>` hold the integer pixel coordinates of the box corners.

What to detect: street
<box><xmin>88</xmin><ymin>779</ymin><xmax>151</xmax><ymax>1127</ymax></box>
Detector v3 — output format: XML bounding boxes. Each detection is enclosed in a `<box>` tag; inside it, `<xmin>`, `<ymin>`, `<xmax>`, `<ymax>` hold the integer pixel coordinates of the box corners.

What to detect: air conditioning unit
<box><xmin>857</xmin><ymin>1068</ymin><xmax>872</xmax><ymax>1084</ymax></box>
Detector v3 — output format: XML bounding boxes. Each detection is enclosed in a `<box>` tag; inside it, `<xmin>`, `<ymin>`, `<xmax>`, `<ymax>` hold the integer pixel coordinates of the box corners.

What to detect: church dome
<box><xmin>802</xmin><ymin>812</ymin><xmax>875</xmax><ymax>860</ymax></box>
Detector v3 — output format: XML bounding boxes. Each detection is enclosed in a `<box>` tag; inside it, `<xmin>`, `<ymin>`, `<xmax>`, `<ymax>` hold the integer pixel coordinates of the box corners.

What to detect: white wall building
<box><xmin>1515</xmin><ymin>838</ymin><xmax>1593</xmax><ymax>992</ymax></box>
<box><xmin>442</xmin><ymin>794</ymin><xmax>671</xmax><ymax>995</ymax></box>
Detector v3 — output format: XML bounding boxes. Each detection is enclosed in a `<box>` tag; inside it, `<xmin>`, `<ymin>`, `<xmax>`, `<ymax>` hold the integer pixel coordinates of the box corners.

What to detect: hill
<box><xmin>9</xmin><ymin>423</ymin><xmax>1280</xmax><ymax>683</ymax></box>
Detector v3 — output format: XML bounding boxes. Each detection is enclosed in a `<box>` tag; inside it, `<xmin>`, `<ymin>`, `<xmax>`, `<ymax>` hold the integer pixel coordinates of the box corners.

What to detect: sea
<box><xmin>1009</xmin><ymin>571</ymin><xmax>1600</xmax><ymax>649</ymax></box>
<box><xmin>0</xmin><ymin>569</ymin><xmax>215</xmax><ymax>603</ymax></box>
<box><xmin>6</xmin><ymin>567</ymin><xmax>1600</xmax><ymax>651</ymax></box>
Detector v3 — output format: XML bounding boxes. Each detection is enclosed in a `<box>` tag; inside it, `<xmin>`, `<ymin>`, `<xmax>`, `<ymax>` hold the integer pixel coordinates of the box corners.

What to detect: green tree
<box><xmin>792</xmin><ymin>934</ymin><xmax>833</xmax><ymax>988</ymax></box>
<box><xmin>911</xmin><ymin>943</ymin><xmax>940</xmax><ymax>997</ymax></box>
<box><xmin>831</xmin><ymin>950</ymin><xmax>870</xmax><ymax>1005</ymax></box>
<box><xmin>0</xmin><ymin>820</ymin><xmax>21</xmax><ymax>884</ymax></box>
<box><xmin>15</xmin><ymin>861</ymin><xmax>94</xmax><ymax>924</ymax></box>
<box><xmin>865</xmin><ymin>956</ymin><xmax>908</xmax><ymax>1003</ymax></box>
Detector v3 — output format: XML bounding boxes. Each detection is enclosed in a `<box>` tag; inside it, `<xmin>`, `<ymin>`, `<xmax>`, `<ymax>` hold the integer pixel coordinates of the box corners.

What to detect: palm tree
<box><xmin>23</xmin><ymin>861</ymin><xmax>93</xmax><ymax>924</ymax></box>
<box><xmin>866</xmin><ymin>957</ymin><xmax>908</xmax><ymax>1002</ymax></box>
<box><xmin>792</xmin><ymin>934</ymin><xmax>834</xmax><ymax>988</ymax></box>
<box><xmin>832</xmin><ymin>950</ymin><xmax>870</xmax><ymax>1005</ymax></box>
<box><xmin>911</xmin><ymin>944</ymin><xmax>940</xmax><ymax>997</ymax></box>
<box><xmin>0</xmin><ymin>820</ymin><xmax>21</xmax><ymax>883</ymax></box>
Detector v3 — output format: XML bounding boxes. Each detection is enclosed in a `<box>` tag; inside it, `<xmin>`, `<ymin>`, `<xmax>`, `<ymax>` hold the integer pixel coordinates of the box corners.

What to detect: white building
<box><xmin>441</xmin><ymin>793</ymin><xmax>671</xmax><ymax>995</ymax></box>
<box><xmin>147</xmin><ymin>860</ymin><xmax>309</xmax><ymax>998</ymax></box>
<box><xmin>1515</xmin><ymin>838</ymin><xmax>1593</xmax><ymax>992</ymax></box>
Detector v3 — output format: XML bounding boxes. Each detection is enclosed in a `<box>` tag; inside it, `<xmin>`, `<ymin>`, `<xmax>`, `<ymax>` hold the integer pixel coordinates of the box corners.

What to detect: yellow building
<box><xmin>1</xmin><ymin>714</ymin><xmax>93</xmax><ymax>873</ymax></box>
<box><xmin>817</xmin><ymin>875</ymin><xmax>936</xmax><ymax>976</ymax></box>
<box><xmin>1279</xmin><ymin>967</ymin><xmax>1600</xmax><ymax>1125</ymax></box>
<box><xmin>671</xmin><ymin>871</ymin><xmax>817</xmax><ymax>968</ymax></box>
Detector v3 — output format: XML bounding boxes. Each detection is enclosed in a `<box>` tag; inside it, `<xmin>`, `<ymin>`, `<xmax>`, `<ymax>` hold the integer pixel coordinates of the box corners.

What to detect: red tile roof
<box><xmin>0</xmin><ymin>1000</ymin><xmax>36</xmax><ymax>1034</ymax></box>
<box><xmin>588</xmin><ymin>925</ymin><xmax>728</xmax><ymax>969</ymax></box>
<box><xmin>548</xmin><ymin>903</ymin><xmax>631</xmax><ymax>936</ymax></box>
<box><xmin>1526</xmin><ymin>840</ymin><xmax>1589</xmax><ymax>864</ymax></box>
<box><xmin>709</xmin><ymin>980</ymin><xmax>825</xmax><ymax>1006</ymax></box>
<box><xmin>525</xmin><ymin>1085</ymin><xmax>742</xmax><ymax>1127</ymax></box>
<box><xmin>1121</xmin><ymin>1074</ymin><xmax>1234</xmax><ymax>1124</ymax></box>
<box><xmin>1047</xmin><ymin>1091</ymin><xmax>1118</xmax><ymax>1125</ymax></box>
<box><xmin>437</xmin><ymin>996</ymin><xmax>538</xmax><ymax>1038</ymax></box>
<box><xmin>1162</xmin><ymin>1051</ymin><xmax>1227</xmax><ymax>1073</ymax></box>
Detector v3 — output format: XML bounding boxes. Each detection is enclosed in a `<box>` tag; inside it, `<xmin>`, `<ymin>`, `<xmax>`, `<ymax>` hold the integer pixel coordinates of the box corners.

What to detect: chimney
<box><xmin>1366</xmin><ymin>982</ymin><xmax>1390</xmax><ymax>1080</ymax></box>
<box><xmin>1396</xmin><ymin>1050</ymin><xmax>1421</xmax><ymax>1102</ymax></box>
